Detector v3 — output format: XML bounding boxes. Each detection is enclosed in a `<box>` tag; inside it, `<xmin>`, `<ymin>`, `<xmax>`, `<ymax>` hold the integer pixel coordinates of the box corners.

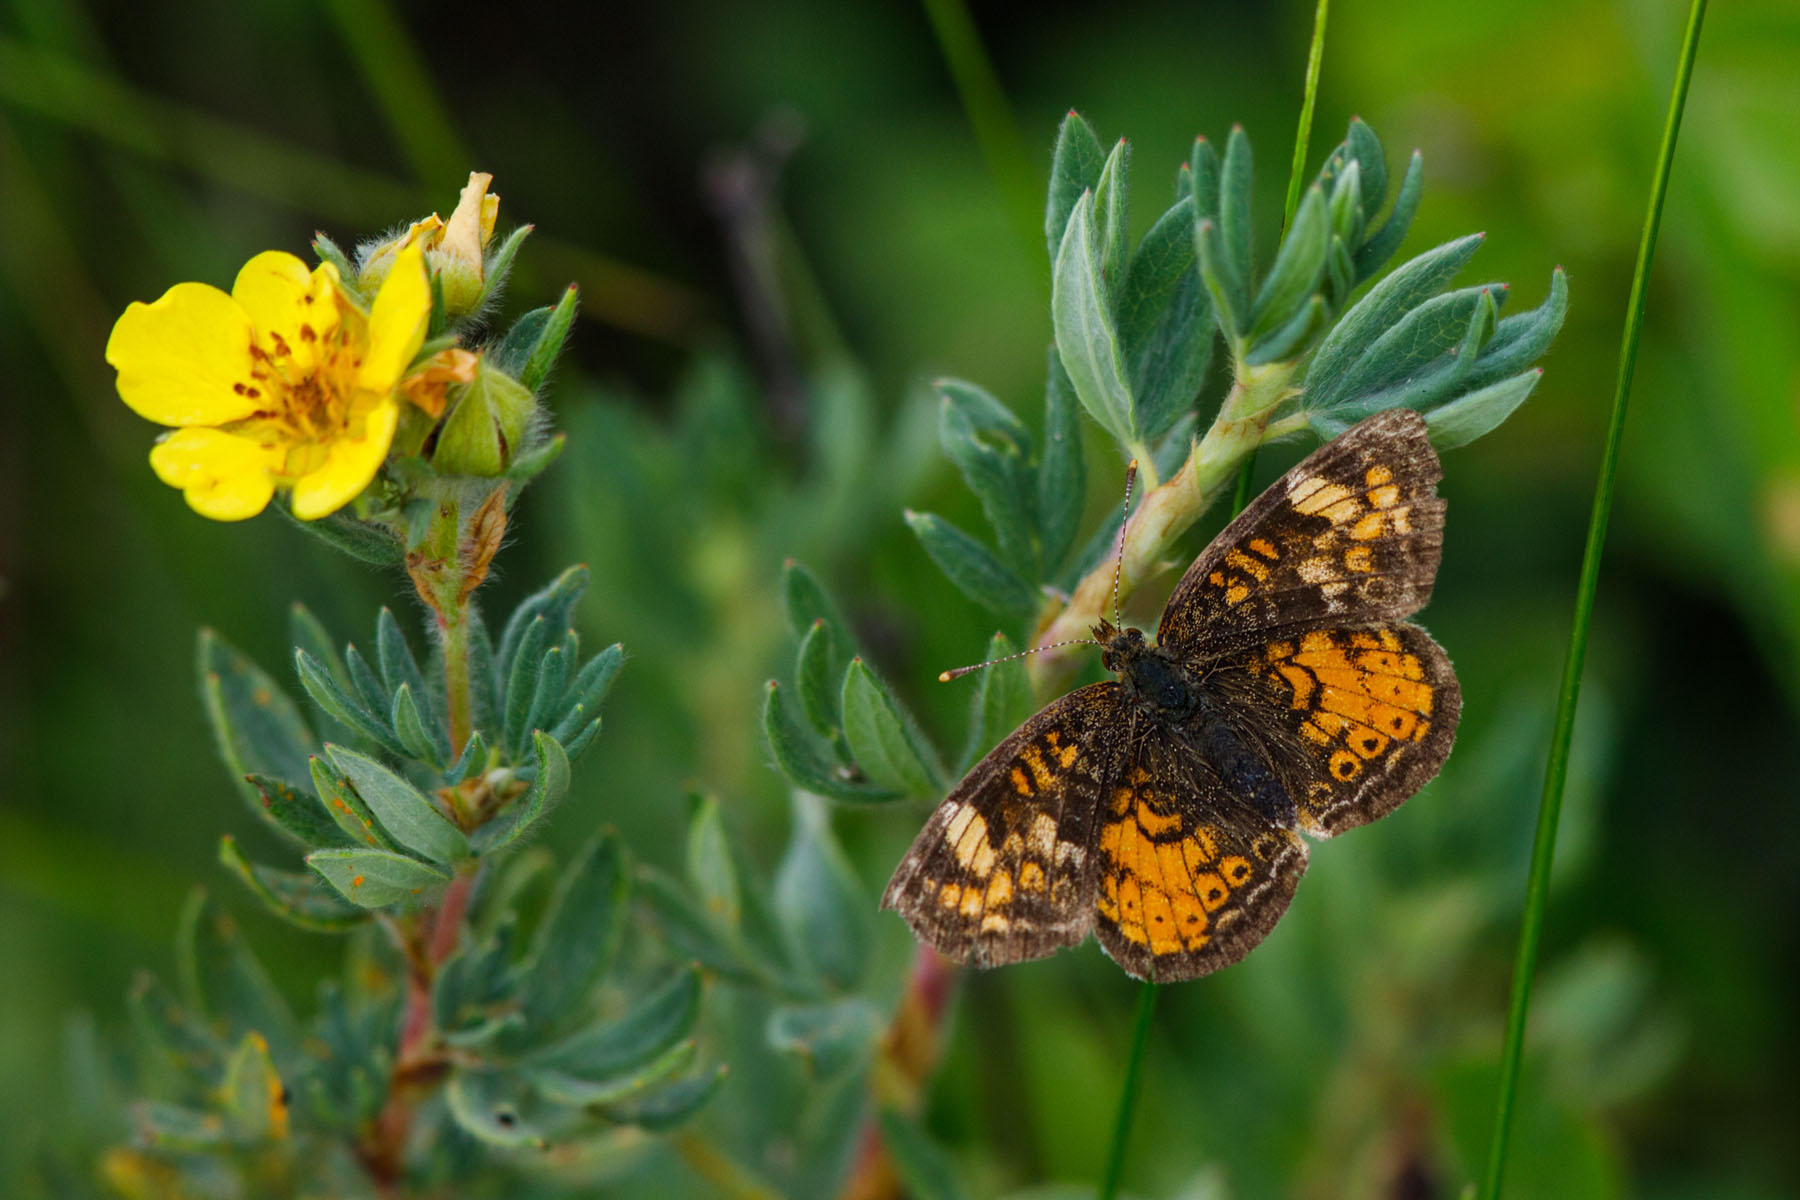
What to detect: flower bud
<box><xmin>431</xmin><ymin>359</ymin><xmax>535</xmax><ymax>477</ymax></box>
<box><xmin>358</xmin><ymin>172</ymin><xmax>500</xmax><ymax>318</ymax></box>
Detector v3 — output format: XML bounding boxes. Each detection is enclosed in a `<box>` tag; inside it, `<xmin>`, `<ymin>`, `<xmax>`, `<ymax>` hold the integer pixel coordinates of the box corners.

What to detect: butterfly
<box><xmin>881</xmin><ymin>408</ymin><xmax>1461</xmax><ymax>982</ymax></box>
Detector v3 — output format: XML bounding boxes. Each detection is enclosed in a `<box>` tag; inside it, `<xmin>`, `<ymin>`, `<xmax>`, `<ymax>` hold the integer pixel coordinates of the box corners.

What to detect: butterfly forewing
<box><xmin>1158</xmin><ymin>407</ymin><xmax>1445</xmax><ymax>660</ymax></box>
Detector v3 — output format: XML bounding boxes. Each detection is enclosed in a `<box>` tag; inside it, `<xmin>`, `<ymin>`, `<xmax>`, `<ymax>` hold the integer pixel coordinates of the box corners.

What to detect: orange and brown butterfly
<box><xmin>881</xmin><ymin>407</ymin><xmax>1461</xmax><ymax>982</ymax></box>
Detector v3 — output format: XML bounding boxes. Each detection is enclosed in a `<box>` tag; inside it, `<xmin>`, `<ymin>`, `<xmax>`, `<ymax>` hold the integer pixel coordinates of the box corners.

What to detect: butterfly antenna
<box><xmin>938</xmin><ymin>638</ymin><xmax>1102</xmax><ymax>683</ymax></box>
<box><xmin>1111</xmin><ymin>459</ymin><xmax>1138</xmax><ymax>626</ymax></box>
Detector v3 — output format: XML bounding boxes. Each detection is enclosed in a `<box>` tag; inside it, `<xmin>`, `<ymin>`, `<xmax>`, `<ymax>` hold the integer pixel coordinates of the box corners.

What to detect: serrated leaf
<box><xmin>473</xmin><ymin>731</ymin><xmax>571</xmax><ymax>855</ymax></box>
<box><xmin>1052</xmin><ymin>190</ymin><xmax>1134</xmax><ymax>445</ymax></box>
<box><xmin>1250</xmin><ymin>184</ymin><xmax>1330</xmax><ymax>339</ymax></box>
<box><xmin>961</xmin><ymin>632</ymin><xmax>1034</xmax><ymax>772</ymax></box>
<box><xmin>294</xmin><ymin>649</ymin><xmax>405</xmax><ymax>756</ymax></box>
<box><xmin>1355</xmin><ymin>149</ymin><xmax>1423</xmax><ymax>283</ymax></box>
<box><xmin>841</xmin><ymin>658</ymin><xmax>944</xmax><ymax>796</ymax></box>
<box><xmin>222</xmin><ymin>1032</ymin><xmax>289</xmax><ymax>1142</ymax></box>
<box><xmin>326</xmin><ymin>744</ymin><xmax>467</xmax><ymax>865</ymax></box>
<box><xmin>762</xmin><ymin>682</ymin><xmax>903</xmax><ymax>804</ymax></box>
<box><xmin>600</xmin><ymin>1065</ymin><xmax>726</xmax><ymax>1131</ymax></box>
<box><xmin>1422</xmin><ymin>369</ymin><xmax>1544</xmax><ymax>450</ymax></box>
<box><xmin>774</xmin><ymin>792</ymin><xmax>871</xmax><ymax>990</ymax></box>
<box><xmin>1045</xmin><ymin>110</ymin><xmax>1107</xmax><ymax>261</ymax></box>
<box><xmin>306</xmin><ymin>848</ymin><xmax>450</xmax><ymax>908</ymax></box>
<box><xmin>218</xmin><ymin>836</ymin><xmax>363</xmax><ymax>932</ymax></box>
<box><xmin>686</xmin><ymin>793</ymin><xmax>741</xmax><ymax>932</ymax></box>
<box><xmin>767</xmin><ymin>998</ymin><xmax>883</xmax><ymax>1079</ymax></box>
<box><xmin>1305</xmin><ymin>233</ymin><xmax>1484</xmax><ymax>410</ymax></box>
<box><xmin>904</xmin><ymin>510</ymin><xmax>1038</xmax><ymax>617</ymax></box>
<box><xmin>514</xmin><ymin>833</ymin><xmax>630</xmax><ymax>1040</ymax></box>
<box><xmin>197</xmin><ymin>629</ymin><xmax>314</xmax><ymax>831</ymax></box>
<box><xmin>1038</xmin><ymin>349</ymin><xmax>1086</xmax><ymax>574</ymax></box>
<box><xmin>937</xmin><ymin>379</ymin><xmax>1038</xmax><ymax>579</ymax></box>
<box><xmin>1217</xmin><ymin>125</ymin><xmax>1254</xmax><ymax>331</ymax></box>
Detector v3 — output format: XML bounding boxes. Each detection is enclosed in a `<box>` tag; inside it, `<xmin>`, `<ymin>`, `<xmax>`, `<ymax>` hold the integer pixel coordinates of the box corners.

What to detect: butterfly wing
<box><xmin>1090</xmin><ymin>715</ymin><xmax>1310</xmax><ymax>982</ymax></box>
<box><xmin>881</xmin><ymin>683</ymin><xmax>1128</xmax><ymax>968</ymax></box>
<box><xmin>1157</xmin><ymin>408</ymin><xmax>1445</xmax><ymax>660</ymax></box>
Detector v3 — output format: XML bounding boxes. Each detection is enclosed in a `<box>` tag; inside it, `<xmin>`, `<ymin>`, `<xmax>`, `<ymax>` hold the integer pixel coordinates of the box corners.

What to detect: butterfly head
<box><xmin>1094</xmin><ymin>620</ymin><xmax>1148</xmax><ymax>674</ymax></box>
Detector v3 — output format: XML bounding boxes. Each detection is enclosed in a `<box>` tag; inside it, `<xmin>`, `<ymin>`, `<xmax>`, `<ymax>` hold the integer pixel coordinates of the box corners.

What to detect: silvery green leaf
<box><xmin>530</xmin><ymin>966</ymin><xmax>702</xmax><ymax>1080</ymax></box>
<box><xmin>937</xmin><ymin>379</ymin><xmax>1038</xmax><ymax>578</ymax></box>
<box><xmin>795</xmin><ymin>619</ymin><xmax>848</xmax><ymax>748</ymax></box>
<box><xmin>1052</xmin><ymin>190</ymin><xmax>1135</xmax><ymax>445</ymax></box>
<box><xmin>1328</xmin><ymin>159</ymin><xmax>1365</xmax><ymax>246</ymax></box>
<box><xmin>1324</xmin><ymin>283</ymin><xmax>1505</xmax><ymax>412</ymax></box>
<box><xmin>1045</xmin><ymin>110</ymin><xmax>1107</xmax><ymax>260</ymax></box>
<box><xmin>767</xmin><ymin>998</ymin><xmax>883</xmax><ymax>1079</ymax></box>
<box><xmin>309</xmin><ymin>755</ymin><xmax>394</xmax><ymax>851</ymax></box>
<box><xmin>686</xmin><ymin>792</ymin><xmax>741</xmax><ymax>932</ymax></box>
<box><xmin>1245</xmin><ymin>295</ymin><xmax>1328</xmax><ymax>367</ymax></box>
<box><xmin>841</xmin><ymin>658</ymin><xmax>945</xmax><ymax>796</ymax></box>
<box><xmin>1250</xmin><ymin>184</ymin><xmax>1330</xmax><ymax>340</ymax></box>
<box><xmin>774</xmin><ymin>791</ymin><xmax>870</xmax><ymax>990</ymax></box>
<box><xmin>1037</xmin><ymin>349</ymin><xmax>1086</xmax><ymax>574</ymax></box>
<box><xmin>904</xmin><ymin>509</ymin><xmax>1039</xmax><ymax>617</ymax></box>
<box><xmin>513</xmin><ymin>832</ymin><xmax>629</xmax><ymax>1041</ymax></box>
<box><xmin>326</xmin><ymin>743</ymin><xmax>467</xmax><ymax>865</ymax></box>
<box><xmin>782</xmin><ymin>560</ymin><xmax>853</xmax><ymax>656</ymax></box>
<box><xmin>502</xmin><ymin>615</ymin><xmax>549</xmax><ymax>758</ymax></box>
<box><xmin>1333</xmin><ymin>287</ymin><xmax>1500</xmax><ymax>420</ymax></box>
<box><xmin>176</xmin><ymin>889</ymin><xmax>297</xmax><ymax>1058</ymax></box>
<box><xmin>244</xmin><ymin>773</ymin><xmax>352</xmax><ymax>849</ymax></box>
<box><xmin>294</xmin><ymin>649</ymin><xmax>405</xmax><ymax>756</ymax></box>
<box><xmin>529</xmin><ymin>1038</ymin><xmax>697</xmax><ymax>1106</ymax></box>
<box><xmin>1423</xmin><ymin>368</ymin><xmax>1544</xmax><ymax>450</ymax></box>
<box><xmin>1092</xmin><ymin>137</ymin><xmax>1131</xmax><ymax>293</ymax></box>
<box><xmin>221</xmin><ymin>1032</ymin><xmax>286</xmax><ymax>1142</ymax></box>
<box><xmin>1217</xmin><ymin>125</ymin><xmax>1254</xmax><ymax>326</ymax></box>
<box><xmin>497</xmin><ymin>566</ymin><xmax>588</xmax><ymax>683</ymax></box>
<box><xmin>471</xmin><ymin>731</ymin><xmax>571</xmax><ymax>855</ymax></box>
<box><xmin>1189</xmin><ymin>135</ymin><xmax>1221</xmax><ymax>225</ymax></box>
<box><xmin>197</xmin><ymin>630</ymin><xmax>314</xmax><ymax>827</ymax></box>
<box><xmin>1355</xmin><ymin>148</ymin><xmax>1423</xmax><ymax>283</ymax></box>
<box><xmin>219</xmin><ymin>836</ymin><xmax>363</xmax><ymax>931</ymax></box>
<box><xmin>762</xmin><ymin>682</ymin><xmax>902</xmax><ymax>804</ymax></box>
<box><xmin>1195</xmin><ymin>218</ymin><xmax>1243</xmax><ymax>343</ymax></box>
<box><xmin>391</xmin><ymin>684</ymin><xmax>447</xmax><ymax>767</ymax></box>
<box><xmin>445</xmin><ymin>1068</ymin><xmax>552</xmax><ymax>1148</ymax></box>
<box><xmin>1461</xmin><ymin>267</ymin><xmax>1569</xmax><ymax>394</ymax></box>
<box><xmin>600</xmin><ymin>1065</ymin><xmax>726</xmax><ymax>1131</ymax></box>
<box><xmin>375</xmin><ymin>608</ymin><xmax>430</xmax><ymax>712</ymax></box>
<box><xmin>961</xmin><ymin>631</ymin><xmax>1034</xmax><ymax>773</ymax></box>
<box><xmin>306</xmin><ymin>848</ymin><xmax>450</xmax><ymax>908</ymax></box>
<box><xmin>1345</xmin><ymin>117</ymin><xmax>1390</xmax><ymax>214</ymax></box>
<box><xmin>1120</xmin><ymin>197</ymin><xmax>1212</xmax><ymax>439</ymax></box>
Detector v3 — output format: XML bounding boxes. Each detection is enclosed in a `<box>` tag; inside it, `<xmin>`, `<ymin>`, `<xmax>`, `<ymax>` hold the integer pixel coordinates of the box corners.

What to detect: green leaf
<box><xmin>503</xmin><ymin>615</ymin><xmax>549</xmax><ymax>758</ymax></box>
<box><xmin>762</xmin><ymin>682</ymin><xmax>903</xmax><ymax>804</ymax></box>
<box><xmin>1323</xmin><ymin>283</ymin><xmax>1504</xmax><ymax>413</ymax></box>
<box><xmin>1195</xmin><ymin>218</ymin><xmax>1243</xmax><ymax>343</ymax></box>
<box><xmin>197</xmin><ymin>629</ymin><xmax>315</xmax><ymax>830</ymax></box>
<box><xmin>515</xmin><ymin>832</ymin><xmax>630</xmax><ymax>1040</ymax></box>
<box><xmin>1327</xmin><ymin>158</ymin><xmax>1365</xmax><ymax>246</ymax></box>
<box><xmin>1250</xmin><ymin>183</ymin><xmax>1330</xmax><ymax>340</ymax></box>
<box><xmin>1305</xmin><ymin>233</ymin><xmax>1485</xmax><ymax>409</ymax></box>
<box><xmin>1355</xmin><ymin>148</ymin><xmax>1423</xmax><ymax>283</ymax></box>
<box><xmin>686</xmin><ymin>793</ymin><xmax>741</xmax><ymax>932</ymax></box>
<box><xmin>1091</xmin><ymin>137</ymin><xmax>1131</xmax><ymax>292</ymax></box>
<box><xmin>1460</xmin><ymin>267</ymin><xmax>1569</xmax><ymax>395</ymax></box>
<box><xmin>273</xmin><ymin>501</ymin><xmax>405</xmax><ymax>565</ymax></box>
<box><xmin>1337</xmin><ymin>287</ymin><xmax>1502</xmax><ymax>420</ymax></box>
<box><xmin>289</xmin><ymin>603</ymin><xmax>349</xmax><ymax>690</ymax></box>
<box><xmin>521</xmin><ymin>284</ymin><xmax>579</xmax><ymax>393</ymax></box>
<box><xmin>472</xmin><ymin>731</ymin><xmax>571</xmax><ymax>855</ymax></box>
<box><xmin>561</xmin><ymin>715</ymin><xmax>603</xmax><ymax>762</ymax></box>
<box><xmin>1118</xmin><ymin>196</ymin><xmax>1212</xmax><ymax>439</ymax></box>
<box><xmin>530</xmin><ymin>1038</ymin><xmax>697</xmax><ymax>1107</ymax></box>
<box><xmin>1038</xmin><ymin>349</ymin><xmax>1086</xmax><ymax>575</ymax></box>
<box><xmin>306</xmin><ymin>848</ymin><xmax>450</xmax><ymax>908</ymax></box>
<box><xmin>221</xmin><ymin>1032</ymin><xmax>288</xmax><ymax>1142</ymax></box>
<box><xmin>1217</xmin><ymin>125</ymin><xmax>1254</xmax><ymax>330</ymax></box>
<box><xmin>343</xmin><ymin>644</ymin><xmax>390</xmax><ymax>719</ymax></box>
<box><xmin>376</xmin><ymin>608</ymin><xmax>432</xmax><ymax>714</ymax></box>
<box><xmin>497</xmin><ymin>566</ymin><xmax>589</xmax><ymax>682</ymax></box>
<box><xmin>1343</xmin><ymin>117</ymin><xmax>1390</xmax><ymax>216</ymax></box>
<box><xmin>904</xmin><ymin>510</ymin><xmax>1038</xmax><ymax>617</ymax></box>
<box><xmin>961</xmin><ymin>632</ymin><xmax>1034</xmax><ymax>772</ymax></box>
<box><xmin>523</xmin><ymin>644</ymin><xmax>572</xmax><ymax>750</ymax></box>
<box><xmin>128</xmin><ymin>971</ymin><xmax>224</xmax><ymax>1086</ymax></box>
<box><xmin>312</xmin><ymin>231</ymin><xmax>355</xmax><ymax>279</ymax></box>
<box><xmin>1423</xmin><ymin>369</ymin><xmax>1544</xmax><ymax>450</ymax></box>
<box><xmin>531</xmin><ymin>967</ymin><xmax>702</xmax><ymax>1080</ymax></box>
<box><xmin>879</xmin><ymin>1110</ymin><xmax>971</xmax><ymax>1200</ymax></box>
<box><xmin>218</xmin><ymin>836</ymin><xmax>363</xmax><ymax>932</ymax></box>
<box><xmin>391</xmin><ymin>683</ymin><xmax>447</xmax><ymax>767</ymax></box>
<box><xmin>600</xmin><ymin>1065</ymin><xmax>726</xmax><ymax>1131</ymax></box>
<box><xmin>1245</xmin><ymin>294</ymin><xmax>1328</xmax><ymax>367</ymax></box>
<box><xmin>636</xmin><ymin>867</ymin><xmax>761</xmax><ymax>981</ymax></box>
<box><xmin>294</xmin><ymin>649</ymin><xmax>406</xmax><ymax>756</ymax></box>
<box><xmin>774</xmin><ymin>792</ymin><xmax>871</xmax><ymax>990</ymax></box>
<box><xmin>309</xmin><ymin>755</ymin><xmax>394</xmax><ymax>850</ymax></box>
<box><xmin>467</xmin><ymin>602</ymin><xmax>502</xmax><ymax>734</ymax></box>
<box><xmin>176</xmin><ymin>890</ymin><xmax>297</xmax><ymax>1059</ymax></box>
<box><xmin>1052</xmin><ymin>189</ymin><xmax>1134</xmax><ymax>445</ymax></box>
<box><xmin>130</xmin><ymin>1102</ymin><xmax>229</xmax><ymax>1151</ymax></box>
<box><xmin>244</xmin><ymin>772</ymin><xmax>350</xmax><ymax>849</ymax></box>
<box><xmin>767</xmin><ymin>998</ymin><xmax>883</xmax><ymax>1079</ymax></box>
<box><xmin>1188</xmin><ymin>135</ymin><xmax>1221</xmax><ymax>225</ymax></box>
<box><xmin>445</xmin><ymin>1068</ymin><xmax>551</xmax><ymax>1148</ymax></box>
<box><xmin>1045</xmin><ymin>110</ymin><xmax>1107</xmax><ymax>261</ymax></box>
<box><xmin>474</xmin><ymin>224</ymin><xmax>533</xmax><ymax>312</ymax></box>
<box><xmin>551</xmin><ymin>642</ymin><xmax>624</xmax><ymax>741</ymax></box>
<box><xmin>433</xmin><ymin>913</ymin><xmax>519</xmax><ymax>1037</ymax></box>
<box><xmin>326</xmin><ymin>744</ymin><xmax>468</xmax><ymax>865</ymax></box>
<box><xmin>445</xmin><ymin>729</ymin><xmax>489</xmax><ymax>786</ymax></box>
<box><xmin>841</xmin><ymin>658</ymin><xmax>944</xmax><ymax>796</ymax></box>
<box><xmin>795</xmin><ymin>620</ymin><xmax>848</xmax><ymax>749</ymax></box>
<box><xmin>781</xmin><ymin>560</ymin><xmax>854</xmax><ymax>650</ymax></box>
<box><xmin>937</xmin><ymin>379</ymin><xmax>1038</xmax><ymax>579</ymax></box>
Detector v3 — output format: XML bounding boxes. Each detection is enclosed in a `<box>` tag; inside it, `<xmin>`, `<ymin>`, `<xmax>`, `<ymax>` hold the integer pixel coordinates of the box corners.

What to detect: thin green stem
<box><xmin>1229</xmin><ymin>0</ymin><xmax>1329</xmax><ymax>513</ymax></box>
<box><xmin>1477</xmin><ymin>4</ymin><xmax>1707</xmax><ymax>1197</ymax></box>
<box><xmin>1098</xmin><ymin>981</ymin><xmax>1158</xmax><ymax>1200</ymax></box>
<box><xmin>441</xmin><ymin>609</ymin><xmax>474</xmax><ymax>762</ymax></box>
<box><xmin>918</xmin><ymin>0</ymin><xmax>1041</xmax><ymax>263</ymax></box>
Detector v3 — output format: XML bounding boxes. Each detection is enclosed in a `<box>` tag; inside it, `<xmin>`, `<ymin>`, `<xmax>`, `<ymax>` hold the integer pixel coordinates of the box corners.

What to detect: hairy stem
<box><xmin>1478</xmin><ymin>3</ymin><xmax>1707</xmax><ymax>1196</ymax></box>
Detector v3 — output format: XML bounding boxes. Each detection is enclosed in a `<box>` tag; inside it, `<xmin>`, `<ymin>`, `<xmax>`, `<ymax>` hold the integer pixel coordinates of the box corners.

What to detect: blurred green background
<box><xmin>3</xmin><ymin>0</ymin><xmax>1798</xmax><ymax>1196</ymax></box>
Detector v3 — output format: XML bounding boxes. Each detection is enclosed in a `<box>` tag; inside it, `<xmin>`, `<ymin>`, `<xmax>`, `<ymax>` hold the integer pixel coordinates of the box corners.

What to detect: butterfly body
<box><xmin>883</xmin><ymin>409</ymin><xmax>1461</xmax><ymax>983</ymax></box>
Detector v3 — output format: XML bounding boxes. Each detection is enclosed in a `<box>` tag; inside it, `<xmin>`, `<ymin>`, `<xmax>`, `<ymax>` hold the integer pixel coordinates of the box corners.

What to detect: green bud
<box><xmin>433</xmin><ymin>362</ymin><xmax>536</xmax><ymax>477</ymax></box>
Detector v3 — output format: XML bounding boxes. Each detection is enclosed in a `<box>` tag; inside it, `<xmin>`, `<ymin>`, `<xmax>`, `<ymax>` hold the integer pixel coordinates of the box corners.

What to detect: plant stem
<box><xmin>1477</xmin><ymin>4</ymin><xmax>1707</xmax><ymax>1197</ymax></box>
<box><xmin>1098</xmin><ymin>981</ymin><xmax>1159</xmax><ymax>1200</ymax></box>
<box><xmin>441</xmin><ymin>607</ymin><xmax>473</xmax><ymax>760</ymax></box>
<box><xmin>1229</xmin><ymin>0</ymin><xmax>1330</xmax><ymax>522</ymax></box>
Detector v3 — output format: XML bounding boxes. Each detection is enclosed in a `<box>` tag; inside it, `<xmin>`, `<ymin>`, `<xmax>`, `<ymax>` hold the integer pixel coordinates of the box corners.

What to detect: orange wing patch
<box><xmin>1094</xmin><ymin>775</ymin><xmax>1253</xmax><ymax>957</ymax></box>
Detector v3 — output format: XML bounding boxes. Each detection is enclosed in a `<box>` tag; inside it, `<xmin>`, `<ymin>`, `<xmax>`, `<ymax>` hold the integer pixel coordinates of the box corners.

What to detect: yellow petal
<box><xmin>442</xmin><ymin>172</ymin><xmax>495</xmax><ymax>273</ymax></box>
<box><xmin>290</xmin><ymin>400</ymin><xmax>399</xmax><ymax>519</ymax></box>
<box><xmin>106</xmin><ymin>283</ymin><xmax>260</xmax><ymax>427</ymax></box>
<box><xmin>358</xmin><ymin>215</ymin><xmax>444</xmax><ymax>290</ymax></box>
<box><xmin>148</xmin><ymin>427</ymin><xmax>279</xmax><ymax>520</ymax></box>
<box><xmin>232</xmin><ymin>251</ymin><xmax>340</xmax><ymax>373</ymax></box>
<box><xmin>358</xmin><ymin>242</ymin><xmax>430</xmax><ymax>394</ymax></box>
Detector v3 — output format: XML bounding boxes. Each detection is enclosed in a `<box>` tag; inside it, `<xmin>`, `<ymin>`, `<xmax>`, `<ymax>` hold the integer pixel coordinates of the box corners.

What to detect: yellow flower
<box><xmin>359</xmin><ymin>172</ymin><xmax>499</xmax><ymax>315</ymax></box>
<box><xmin>107</xmin><ymin>242</ymin><xmax>431</xmax><ymax>521</ymax></box>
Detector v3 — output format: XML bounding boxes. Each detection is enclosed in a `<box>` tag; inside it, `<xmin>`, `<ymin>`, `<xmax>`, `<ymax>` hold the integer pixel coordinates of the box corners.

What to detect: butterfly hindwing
<box><xmin>881</xmin><ymin>684</ymin><xmax>1126</xmax><ymax>968</ymax></box>
<box><xmin>1158</xmin><ymin>407</ymin><xmax>1445</xmax><ymax>659</ymax></box>
<box><xmin>1091</xmin><ymin>718</ymin><xmax>1309</xmax><ymax>982</ymax></box>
